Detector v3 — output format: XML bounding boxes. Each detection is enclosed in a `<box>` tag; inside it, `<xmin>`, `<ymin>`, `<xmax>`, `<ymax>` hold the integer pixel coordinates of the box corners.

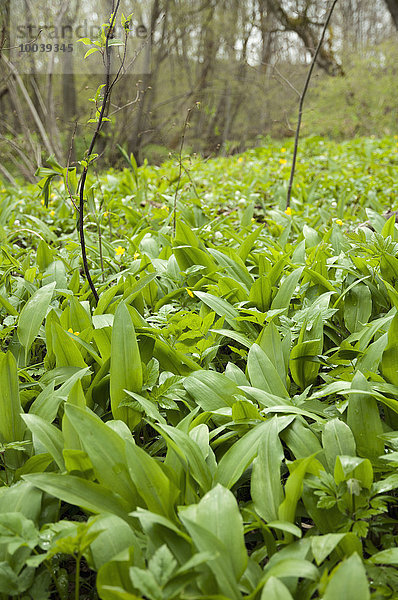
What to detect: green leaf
<box><xmin>88</xmin><ymin>514</ymin><xmax>140</xmax><ymax>570</ymax></box>
<box><xmin>322</xmin><ymin>419</ymin><xmax>356</xmax><ymax>472</ymax></box>
<box><xmin>278</xmin><ymin>455</ymin><xmax>320</xmax><ymax>525</ymax></box>
<box><xmin>260</xmin><ymin>577</ymin><xmax>293</xmax><ymax>600</ymax></box>
<box><xmin>17</xmin><ymin>282</ymin><xmax>56</xmax><ymax>361</ymax></box>
<box><xmin>22</xmin><ymin>414</ymin><xmax>65</xmax><ymax>470</ymax></box>
<box><xmin>194</xmin><ymin>291</ymin><xmax>239</xmax><ymax>328</ymax></box>
<box><xmin>323</xmin><ymin>553</ymin><xmax>369</xmax><ymax>600</ymax></box>
<box><xmin>179</xmin><ymin>485</ymin><xmax>246</xmax><ymax>599</ymax></box>
<box><xmin>124</xmin><ymin>439</ymin><xmax>179</xmax><ymax>519</ymax></box>
<box><xmin>0</xmin><ymin>352</ymin><xmax>25</xmax><ymax>443</ymax></box>
<box><xmin>110</xmin><ymin>302</ymin><xmax>142</xmax><ymax>428</ymax></box>
<box><xmin>347</xmin><ymin>372</ymin><xmax>384</xmax><ymax>458</ymax></box>
<box><xmin>52</xmin><ymin>322</ymin><xmax>88</xmax><ymax>371</ymax></box>
<box><xmin>63</xmin><ymin>404</ymin><xmax>138</xmax><ymax>507</ymax></box>
<box><xmin>153</xmin><ymin>423</ymin><xmax>212</xmax><ymax>493</ymax></box>
<box><xmin>369</xmin><ymin>547</ymin><xmax>398</xmax><ymax>565</ymax></box>
<box><xmin>251</xmin><ymin>417</ymin><xmax>284</xmax><ymax>522</ymax></box>
<box><xmin>84</xmin><ymin>47</ymin><xmax>100</xmax><ymax>58</ymax></box>
<box><xmin>271</xmin><ymin>267</ymin><xmax>303</xmax><ymax>311</ymax></box>
<box><xmin>247</xmin><ymin>343</ymin><xmax>289</xmax><ymax>398</ymax></box>
<box><xmin>183</xmin><ymin>371</ymin><xmax>241</xmax><ymax>411</ymax></box>
<box><xmin>381</xmin><ymin>312</ymin><xmax>398</xmax><ymax>386</ymax></box>
<box><xmin>215</xmin><ymin>417</ymin><xmax>293</xmax><ymax>488</ymax></box>
<box><xmin>344</xmin><ymin>283</ymin><xmax>372</xmax><ymax>333</ymax></box>
<box><xmin>263</xmin><ymin>558</ymin><xmax>318</xmax><ymax>583</ymax></box>
<box><xmin>23</xmin><ymin>473</ymin><xmax>132</xmax><ymax>522</ymax></box>
<box><xmin>311</xmin><ymin>533</ymin><xmax>347</xmax><ymax>565</ymax></box>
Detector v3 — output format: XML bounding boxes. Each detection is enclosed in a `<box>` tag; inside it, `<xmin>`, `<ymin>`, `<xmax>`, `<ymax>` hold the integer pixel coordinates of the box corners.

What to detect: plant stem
<box><xmin>286</xmin><ymin>0</ymin><xmax>339</xmax><ymax>209</ymax></box>
<box><xmin>78</xmin><ymin>0</ymin><xmax>122</xmax><ymax>305</ymax></box>
<box><xmin>75</xmin><ymin>553</ymin><xmax>81</xmax><ymax>600</ymax></box>
<box><xmin>173</xmin><ymin>105</ymin><xmax>195</xmax><ymax>235</ymax></box>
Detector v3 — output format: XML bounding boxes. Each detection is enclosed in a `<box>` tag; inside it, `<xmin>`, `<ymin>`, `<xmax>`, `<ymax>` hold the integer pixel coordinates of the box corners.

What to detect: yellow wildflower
<box><xmin>251</xmin><ymin>218</ymin><xmax>255</xmax><ymax>223</ymax></box>
<box><xmin>281</xmin><ymin>147</ymin><xmax>286</xmax><ymax>153</ymax></box>
<box><xmin>279</xmin><ymin>158</ymin><xmax>287</xmax><ymax>165</ymax></box>
<box><xmin>68</xmin><ymin>328</ymin><xmax>73</xmax><ymax>333</ymax></box>
<box><xmin>394</xmin><ymin>135</ymin><xmax>398</xmax><ymax>139</ymax></box>
<box><xmin>103</xmin><ymin>211</ymin><xmax>108</xmax><ymax>218</ymax></box>
<box><xmin>186</xmin><ymin>288</ymin><xmax>194</xmax><ymax>298</ymax></box>
<box><xmin>115</xmin><ymin>246</ymin><xmax>125</xmax><ymax>256</ymax></box>
<box><xmin>68</xmin><ymin>328</ymin><xmax>80</xmax><ymax>336</ymax></box>
<box><xmin>335</xmin><ymin>219</ymin><xmax>343</xmax><ymax>226</ymax></box>
<box><xmin>161</xmin><ymin>205</ymin><xmax>169</xmax><ymax>212</ymax></box>
<box><xmin>41</xmin><ymin>199</ymin><xmax>45</xmax><ymax>206</ymax></box>
<box><xmin>285</xmin><ymin>207</ymin><xmax>292</xmax><ymax>216</ymax></box>
<box><xmin>0</xmin><ymin>188</ymin><xmax>5</xmax><ymax>193</ymax></box>
<box><xmin>50</xmin><ymin>210</ymin><xmax>55</xmax><ymax>217</ymax></box>
<box><xmin>238</xmin><ymin>157</ymin><xmax>243</xmax><ymax>163</ymax></box>
<box><xmin>133</xmin><ymin>251</ymin><xmax>140</xmax><ymax>260</ymax></box>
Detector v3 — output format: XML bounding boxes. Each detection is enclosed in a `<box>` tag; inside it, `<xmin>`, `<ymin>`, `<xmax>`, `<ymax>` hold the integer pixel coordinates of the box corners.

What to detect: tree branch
<box><xmin>286</xmin><ymin>0</ymin><xmax>339</xmax><ymax>209</ymax></box>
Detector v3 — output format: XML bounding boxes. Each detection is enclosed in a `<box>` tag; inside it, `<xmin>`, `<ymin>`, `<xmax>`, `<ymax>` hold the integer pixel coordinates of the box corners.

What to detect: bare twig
<box><xmin>77</xmin><ymin>0</ymin><xmax>122</xmax><ymax>305</ymax></box>
<box><xmin>263</xmin><ymin>62</ymin><xmax>301</xmax><ymax>97</ymax></box>
<box><xmin>286</xmin><ymin>0</ymin><xmax>338</xmax><ymax>209</ymax></box>
<box><xmin>1</xmin><ymin>29</ymin><xmax>43</xmax><ymax>51</ymax></box>
<box><xmin>173</xmin><ymin>104</ymin><xmax>198</xmax><ymax>235</ymax></box>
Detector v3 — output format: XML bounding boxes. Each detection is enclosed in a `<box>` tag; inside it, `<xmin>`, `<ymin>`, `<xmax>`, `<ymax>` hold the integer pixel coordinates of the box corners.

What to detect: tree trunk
<box><xmin>384</xmin><ymin>0</ymin><xmax>398</xmax><ymax>29</ymax></box>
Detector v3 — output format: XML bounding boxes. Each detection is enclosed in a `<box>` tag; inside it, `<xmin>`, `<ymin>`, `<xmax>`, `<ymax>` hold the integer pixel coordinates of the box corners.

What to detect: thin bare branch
<box><xmin>286</xmin><ymin>0</ymin><xmax>339</xmax><ymax>209</ymax></box>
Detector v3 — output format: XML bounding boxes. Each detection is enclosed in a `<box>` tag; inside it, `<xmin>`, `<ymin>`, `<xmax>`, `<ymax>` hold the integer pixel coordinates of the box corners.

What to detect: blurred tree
<box><xmin>384</xmin><ymin>0</ymin><xmax>398</xmax><ymax>29</ymax></box>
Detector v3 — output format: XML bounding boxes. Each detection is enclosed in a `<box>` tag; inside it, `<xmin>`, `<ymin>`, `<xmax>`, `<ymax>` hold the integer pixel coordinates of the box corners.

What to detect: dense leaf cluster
<box><xmin>0</xmin><ymin>137</ymin><xmax>398</xmax><ymax>598</ymax></box>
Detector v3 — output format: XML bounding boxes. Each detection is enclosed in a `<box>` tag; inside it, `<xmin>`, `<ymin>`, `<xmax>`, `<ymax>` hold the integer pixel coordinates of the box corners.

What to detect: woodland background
<box><xmin>1</xmin><ymin>0</ymin><xmax>398</xmax><ymax>182</ymax></box>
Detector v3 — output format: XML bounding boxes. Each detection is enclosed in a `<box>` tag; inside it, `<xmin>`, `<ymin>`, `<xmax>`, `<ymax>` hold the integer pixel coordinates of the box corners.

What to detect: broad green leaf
<box><xmin>249</xmin><ymin>275</ymin><xmax>272</xmax><ymax>311</ymax></box>
<box><xmin>251</xmin><ymin>417</ymin><xmax>284</xmax><ymax>522</ymax></box>
<box><xmin>110</xmin><ymin>302</ymin><xmax>142</xmax><ymax>428</ymax></box>
<box><xmin>0</xmin><ymin>352</ymin><xmax>25</xmax><ymax>443</ymax></box>
<box><xmin>257</xmin><ymin>322</ymin><xmax>286</xmax><ymax>377</ymax></box>
<box><xmin>153</xmin><ymin>423</ymin><xmax>212</xmax><ymax>493</ymax></box>
<box><xmin>347</xmin><ymin>372</ymin><xmax>384</xmax><ymax>458</ymax></box>
<box><xmin>179</xmin><ymin>485</ymin><xmax>246</xmax><ymax>599</ymax></box>
<box><xmin>311</xmin><ymin>533</ymin><xmax>346</xmax><ymax>565</ymax></box>
<box><xmin>323</xmin><ymin>553</ymin><xmax>370</xmax><ymax>600</ymax></box>
<box><xmin>63</xmin><ymin>404</ymin><xmax>138</xmax><ymax>507</ymax></box>
<box><xmin>23</xmin><ymin>473</ymin><xmax>132</xmax><ymax>522</ymax></box>
<box><xmin>87</xmin><ymin>514</ymin><xmax>140</xmax><ymax>570</ymax></box>
<box><xmin>22</xmin><ymin>414</ymin><xmax>64</xmax><ymax>470</ymax></box>
<box><xmin>278</xmin><ymin>455</ymin><xmax>320</xmax><ymax>525</ymax></box>
<box><xmin>369</xmin><ymin>548</ymin><xmax>398</xmax><ymax>565</ymax></box>
<box><xmin>239</xmin><ymin>225</ymin><xmax>264</xmax><ymax>262</ymax></box>
<box><xmin>183</xmin><ymin>371</ymin><xmax>241</xmax><ymax>411</ymax></box>
<box><xmin>344</xmin><ymin>283</ymin><xmax>372</xmax><ymax>333</ymax></box>
<box><xmin>180</xmin><ymin>485</ymin><xmax>247</xmax><ymax>579</ymax></box>
<box><xmin>52</xmin><ymin>322</ymin><xmax>88</xmax><ymax>371</ymax></box>
<box><xmin>247</xmin><ymin>343</ymin><xmax>288</xmax><ymax>398</ymax></box>
<box><xmin>17</xmin><ymin>281</ymin><xmax>56</xmax><ymax>360</ymax></box>
<box><xmin>271</xmin><ymin>267</ymin><xmax>303</xmax><ymax>311</ymax></box>
<box><xmin>125</xmin><ymin>439</ymin><xmax>179</xmax><ymax>519</ymax></box>
<box><xmin>263</xmin><ymin>558</ymin><xmax>318</xmax><ymax>583</ymax></box>
<box><xmin>322</xmin><ymin>419</ymin><xmax>356</xmax><ymax>472</ymax></box>
<box><xmin>281</xmin><ymin>418</ymin><xmax>324</xmax><ymax>463</ymax></box>
<box><xmin>194</xmin><ymin>291</ymin><xmax>239</xmax><ymax>328</ymax></box>
<box><xmin>62</xmin><ymin>379</ymin><xmax>86</xmax><ymax>450</ymax></box>
<box><xmin>381</xmin><ymin>312</ymin><xmax>398</xmax><ymax>386</ymax></box>
<box><xmin>289</xmin><ymin>339</ymin><xmax>321</xmax><ymax>389</ymax></box>
<box><xmin>215</xmin><ymin>417</ymin><xmax>294</xmax><ymax>488</ymax></box>
<box><xmin>334</xmin><ymin>455</ymin><xmax>373</xmax><ymax>489</ymax></box>
<box><xmin>261</xmin><ymin>577</ymin><xmax>293</xmax><ymax>600</ymax></box>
